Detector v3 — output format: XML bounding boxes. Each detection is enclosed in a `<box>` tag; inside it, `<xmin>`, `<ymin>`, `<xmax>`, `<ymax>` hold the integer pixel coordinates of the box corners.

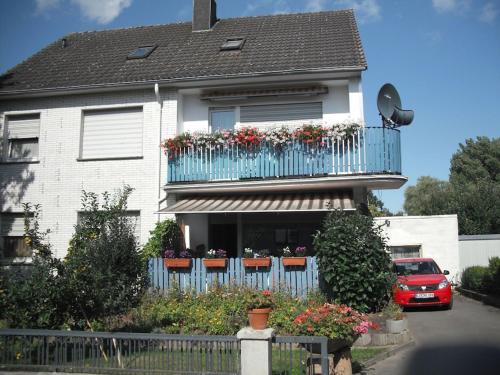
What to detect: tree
<box><xmin>64</xmin><ymin>186</ymin><xmax>148</xmax><ymax>329</ymax></box>
<box><xmin>403</xmin><ymin>176</ymin><xmax>452</xmax><ymax>216</ymax></box>
<box><xmin>142</xmin><ymin>219</ymin><xmax>183</xmax><ymax>261</ymax></box>
<box><xmin>449</xmin><ymin>137</ymin><xmax>500</xmax><ymax>234</ymax></box>
<box><xmin>1</xmin><ymin>204</ymin><xmax>69</xmax><ymax>329</ymax></box>
<box><xmin>313</xmin><ymin>209</ymin><xmax>394</xmax><ymax>313</ymax></box>
<box><xmin>367</xmin><ymin>191</ymin><xmax>393</xmax><ymax>217</ymax></box>
<box><xmin>402</xmin><ymin>137</ymin><xmax>499</xmax><ymax>234</ymax></box>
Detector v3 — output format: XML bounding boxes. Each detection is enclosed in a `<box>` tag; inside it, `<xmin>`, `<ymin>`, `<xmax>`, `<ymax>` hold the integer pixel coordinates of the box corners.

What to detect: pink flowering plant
<box><xmin>295</xmin><ymin>246</ymin><xmax>307</xmax><ymax>257</ymax></box>
<box><xmin>162</xmin><ymin>121</ymin><xmax>361</xmax><ymax>159</ymax></box>
<box><xmin>291</xmin><ymin>303</ymin><xmax>377</xmax><ymax>342</ymax></box>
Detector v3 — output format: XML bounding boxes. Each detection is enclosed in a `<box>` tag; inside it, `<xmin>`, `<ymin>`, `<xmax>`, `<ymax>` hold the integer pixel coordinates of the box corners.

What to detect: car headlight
<box><xmin>438</xmin><ymin>280</ymin><xmax>450</xmax><ymax>289</ymax></box>
<box><xmin>397</xmin><ymin>283</ymin><xmax>409</xmax><ymax>291</ymax></box>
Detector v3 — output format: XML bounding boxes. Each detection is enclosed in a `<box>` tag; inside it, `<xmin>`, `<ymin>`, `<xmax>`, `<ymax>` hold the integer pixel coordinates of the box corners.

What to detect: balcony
<box><xmin>166</xmin><ymin>126</ymin><xmax>402</xmax><ymax>187</ymax></box>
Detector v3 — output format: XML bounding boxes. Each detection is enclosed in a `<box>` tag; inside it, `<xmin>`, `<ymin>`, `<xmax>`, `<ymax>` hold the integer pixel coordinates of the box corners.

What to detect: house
<box><xmin>374</xmin><ymin>215</ymin><xmax>460</xmax><ymax>282</ymax></box>
<box><xmin>0</xmin><ymin>0</ymin><xmax>407</xmax><ymax>261</ymax></box>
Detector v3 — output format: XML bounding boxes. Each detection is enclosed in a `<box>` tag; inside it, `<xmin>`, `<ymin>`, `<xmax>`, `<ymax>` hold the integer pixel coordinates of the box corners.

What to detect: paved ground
<box><xmin>364</xmin><ymin>293</ymin><xmax>500</xmax><ymax>375</ymax></box>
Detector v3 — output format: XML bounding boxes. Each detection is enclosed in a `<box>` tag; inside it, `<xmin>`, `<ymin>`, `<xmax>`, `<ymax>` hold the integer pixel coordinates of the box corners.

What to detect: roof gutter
<box><xmin>0</xmin><ymin>65</ymin><xmax>367</xmax><ymax>100</ymax></box>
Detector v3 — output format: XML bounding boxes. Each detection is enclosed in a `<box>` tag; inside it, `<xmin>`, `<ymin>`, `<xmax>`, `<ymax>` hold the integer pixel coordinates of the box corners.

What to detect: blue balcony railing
<box><xmin>167</xmin><ymin>127</ymin><xmax>401</xmax><ymax>183</ymax></box>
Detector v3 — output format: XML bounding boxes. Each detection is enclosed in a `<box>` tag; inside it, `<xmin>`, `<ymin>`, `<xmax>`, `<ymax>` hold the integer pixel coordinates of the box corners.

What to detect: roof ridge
<box><xmin>50</xmin><ymin>8</ymin><xmax>355</xmax><ymax>36</ymax></box>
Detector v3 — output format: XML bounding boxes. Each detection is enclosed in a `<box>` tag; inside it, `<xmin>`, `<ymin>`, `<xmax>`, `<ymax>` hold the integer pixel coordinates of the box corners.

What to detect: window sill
<box><xmin>76</xmin><ymin>156</ymin><xmax>143</xmax><ymax>162</ymax></box>
<box><xmin>0</xmin><ymin>257</ymin><xmax>33</xmax><ymax>266</ymax></box>
<box><xmin>0</xmin><ymin>159</ymin><xmax>40</xmax><ymax>164</ymax></box>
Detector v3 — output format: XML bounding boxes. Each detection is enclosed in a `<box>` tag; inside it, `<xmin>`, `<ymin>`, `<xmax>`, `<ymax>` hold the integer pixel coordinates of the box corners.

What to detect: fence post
<box><xmin>237</xmin><ymin>327</ymin><xmax>275</xmax><ymax>375</ymax></box>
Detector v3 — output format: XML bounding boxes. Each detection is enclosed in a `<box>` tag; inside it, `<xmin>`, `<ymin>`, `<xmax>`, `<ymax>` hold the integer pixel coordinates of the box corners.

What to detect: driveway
<box><xmin>364</xmin><ymin>293</ymin><xmax>500</xmax><ymax>375</ymax></box>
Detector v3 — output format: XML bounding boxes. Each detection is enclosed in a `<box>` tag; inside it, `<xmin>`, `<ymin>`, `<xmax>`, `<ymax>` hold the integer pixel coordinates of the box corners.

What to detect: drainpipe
<box><xmin>154</xmin><ymin>83</ymin><xmax>163</xmax><ymax>222</ymax></box>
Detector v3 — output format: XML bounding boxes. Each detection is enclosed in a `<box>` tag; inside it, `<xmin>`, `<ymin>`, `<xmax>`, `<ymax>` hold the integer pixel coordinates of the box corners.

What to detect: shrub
<box><xmin>484</xmin><ymin>257</ymin><xmax>500</xmax><ymax>296</ymax></box>
<box><xmin>461</xmin><ymin>266</ymin><xmax>488</xmax><ymax>292</ymax></box>
<box><xmin>313</xmin><ymin>209</ymin><xmax>394</xmax><ymax>313</ymax></box>
<box><xmin>64</xmin><ymin>186</ymin><xmax>148</xmax><ymax>329</ymax></box>
<box><xmin>142</xmin><ymin>219</ymin><xmax>183</xmax><ymax>261</ymax></box>
<box><xmin>1</xmin><ymin>204</ymin><xmax>69</xmax><ymax>329</ymax></box>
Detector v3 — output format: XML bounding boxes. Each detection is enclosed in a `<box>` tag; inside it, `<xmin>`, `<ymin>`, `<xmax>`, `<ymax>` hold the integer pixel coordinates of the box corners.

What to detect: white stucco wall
<box><xmin>374</xmin><ymin>215</ymin><xmax>460</xmax><ymax>283</ymax></box>
<box><xmin>180</xmin><ymin>78</ymin><xmax>363</xmax><ymax>134</ymax></box>
<box><xmin>0</xmin><ymin>88</ymin><xmax>177</xmax><ymax>258</ymax></box>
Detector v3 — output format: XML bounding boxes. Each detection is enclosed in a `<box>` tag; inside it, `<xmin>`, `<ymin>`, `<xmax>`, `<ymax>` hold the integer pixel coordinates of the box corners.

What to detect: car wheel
<box><xmin>444</xmin><ymin>299</ymin><xmax>453</xmax><ymax>310</ymax></box>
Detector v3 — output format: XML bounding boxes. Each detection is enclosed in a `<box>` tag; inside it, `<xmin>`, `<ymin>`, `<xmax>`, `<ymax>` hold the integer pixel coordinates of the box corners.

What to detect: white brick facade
<box><xmin>0</xmin><ymin>88</ymin><xmax>177</xmax><ymax>258</ymax></box>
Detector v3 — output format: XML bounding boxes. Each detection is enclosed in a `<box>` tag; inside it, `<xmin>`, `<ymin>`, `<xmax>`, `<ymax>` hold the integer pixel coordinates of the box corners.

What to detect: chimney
<box><xmin>192</xmin><ymin>0</ymin><xmax>217</xmax><ymax>32</ymax></box>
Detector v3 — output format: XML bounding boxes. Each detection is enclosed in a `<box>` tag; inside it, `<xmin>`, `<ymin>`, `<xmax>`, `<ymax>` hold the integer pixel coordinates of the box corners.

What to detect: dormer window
<box><xmin>220</xmin><ymin>38</ymin><xmax>245</xmax><ymax>51</ymax></box>
<box><xmin>127</xmin><ymin>45</ymin><xmax>157</xmax><ymax>60</ymax></box>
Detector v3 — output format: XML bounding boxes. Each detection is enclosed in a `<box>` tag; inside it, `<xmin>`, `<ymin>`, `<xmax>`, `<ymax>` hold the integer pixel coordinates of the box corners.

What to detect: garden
<box><xmin>1</xmin><ymin>186</ymin><xmax>401</xmax><ymax>373</ymax></box>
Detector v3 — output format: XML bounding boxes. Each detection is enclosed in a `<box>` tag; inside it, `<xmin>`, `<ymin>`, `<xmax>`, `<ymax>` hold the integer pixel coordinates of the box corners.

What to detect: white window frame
<box><xmin>2</xmin><ymin>112</ymin><xmax>41</xmax><ymax>163</ymax></box>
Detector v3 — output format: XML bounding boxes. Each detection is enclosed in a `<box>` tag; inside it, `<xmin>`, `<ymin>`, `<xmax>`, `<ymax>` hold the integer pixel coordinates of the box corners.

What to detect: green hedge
<box><xmin>461</xmin><ymin>266</ymin><xmax>488</xmax><ymax>292</ymax></box>
<box><xmin>461</xmin><ymin>257</ymin><xmax>500</xmax><ymax>296</ymax></box>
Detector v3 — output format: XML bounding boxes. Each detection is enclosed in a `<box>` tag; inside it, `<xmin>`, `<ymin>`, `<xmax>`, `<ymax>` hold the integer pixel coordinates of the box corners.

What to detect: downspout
<box><xmin>154</xmin><ymin>83</ymin><xmax>163</xmax><ymax>222</ymax></box>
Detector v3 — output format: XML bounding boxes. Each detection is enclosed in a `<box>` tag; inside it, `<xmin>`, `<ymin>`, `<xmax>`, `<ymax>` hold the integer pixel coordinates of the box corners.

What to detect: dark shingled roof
<box><xmin>0</xmin><ymin>9</ymin><xmax>366</xmax><ymax>94</ymax></box>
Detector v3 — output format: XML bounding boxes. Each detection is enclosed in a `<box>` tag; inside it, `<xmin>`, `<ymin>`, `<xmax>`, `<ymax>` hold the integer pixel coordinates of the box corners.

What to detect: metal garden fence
<box><xmin>0</xmin><ymin>329</ymin><xmax>240</xmax><ymax>375</ymax></box>
<box><xmin>272</xmin><ymin>335</ymin><xmax>329</xmax><ymax>375</ymax></box>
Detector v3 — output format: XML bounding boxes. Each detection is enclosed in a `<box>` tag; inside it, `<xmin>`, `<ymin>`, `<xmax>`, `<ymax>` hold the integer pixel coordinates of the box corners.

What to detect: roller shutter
<box><xmin>81</xmin><ymin>107</ymin><xmax>143</xmax><ymax>159</ymax></box>
<box><xmin>240</xmin><ymin>102</ymin><xmax>322</xmax><ymax>123</ymax></box>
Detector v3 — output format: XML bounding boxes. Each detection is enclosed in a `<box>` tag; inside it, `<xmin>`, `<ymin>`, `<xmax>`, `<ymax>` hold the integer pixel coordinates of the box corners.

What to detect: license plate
<box><xmin>415</xmin><ymin>293</ymin><xmax>435</xmax><ymax>299</ymax></box>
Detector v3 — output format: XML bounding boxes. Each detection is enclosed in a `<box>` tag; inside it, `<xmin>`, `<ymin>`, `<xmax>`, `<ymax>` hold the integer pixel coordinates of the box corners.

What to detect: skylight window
<box><xmin>127</xmin><ymin>45</ymin><xmax>157</xmax><ymax>60</ymax></box>
<box><xmin>220</xmin><ymin>38</ymin><xmax>245</xmax><ymax>51</ymax></box>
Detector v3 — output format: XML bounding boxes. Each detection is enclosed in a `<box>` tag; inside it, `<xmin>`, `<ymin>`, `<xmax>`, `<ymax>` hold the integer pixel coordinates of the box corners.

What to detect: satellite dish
<box><xmin>377</xmin><ymin>83</ymin><xmax>414</xmax><ymax>127</ymax></box>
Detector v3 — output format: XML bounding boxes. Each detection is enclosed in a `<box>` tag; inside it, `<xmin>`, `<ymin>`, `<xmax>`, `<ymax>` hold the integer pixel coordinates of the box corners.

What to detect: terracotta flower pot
<box><xmin>242</xmin><ymin>258</ymin><xmax>271</xmax><ymax>268</ymax></box>
<box><xmin>248</xmin><ymin>308</ymin><xmax>272</xmax><ymax>330</ymax></box>
<box><xmin>203</xmin><ymin>258</ymin><xmax>228</xmax><ymax>268</ymax></box>
<box><xmin>164</xmin><ymin>258</ymin><xmax>191</xmax><ymax>268</ymax></box>
<box><xmin>282</xmin><ymin>257</ymin><xmax>307</xmax><ymax>267</ymax></box>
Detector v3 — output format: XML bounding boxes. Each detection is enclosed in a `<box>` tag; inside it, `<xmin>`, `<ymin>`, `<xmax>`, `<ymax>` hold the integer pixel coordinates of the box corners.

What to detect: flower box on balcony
<box><xmin>164</xmin><ymin>258</ymin><xmax>191</xmax><ymax>268</ymax></box>
<box><xmin>203</xmin><ymin>258</ymin><xmax>228</xmax><ymax>268</ymax></box>
<box><xmin>243</xmin><ymin>258</ymin><xmax>271</xmax><ymax>268</ymax></box>
<box><xmin>282</xmin><ymin>257</ymin><xmax>307</xmax><ymax>267</ymax></box>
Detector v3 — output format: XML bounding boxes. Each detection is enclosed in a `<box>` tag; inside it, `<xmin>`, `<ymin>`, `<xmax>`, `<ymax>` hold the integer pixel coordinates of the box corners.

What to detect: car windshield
<box><xmin>394</xmin><ymin>261</ymin><xmax>441</xmax><ymax>276</ymax></box>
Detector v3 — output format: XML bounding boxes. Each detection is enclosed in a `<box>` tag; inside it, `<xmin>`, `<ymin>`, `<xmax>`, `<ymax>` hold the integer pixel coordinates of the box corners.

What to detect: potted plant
<box><xmin>203</xmin><ymin>249</ymin><xmax>228</xmax><ymax>268</ymax></box>
<box><xmin>292</xmin><ymin>303</ymin><xmax>377</xmax><ymax>354</ymax></box>
<box><xmin>163</xmin><ymin>249</ymin><xmax>192</xmax><ymax>268</ymax></box>
<box><xmin>382</xmin><ymin>301</ymin><xmax>407</xmax><ymax>334</ymax></box>
<box><xmin>245</xmin><ymin>289</ymin><xmax>274</xmax><ymax>330</ymax></box>
<box><xmin>282</xmin><ymin>246</ymin><xmax>307</xmax><ymax>267</ymax></box>
<box><xmin>242</xmin><ymin>248</ymin><xmax>271</xmax><ymax>268</ymax></box>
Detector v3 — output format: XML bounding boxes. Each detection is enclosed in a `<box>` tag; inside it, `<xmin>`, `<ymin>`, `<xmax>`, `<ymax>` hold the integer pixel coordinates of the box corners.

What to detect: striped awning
<box><xmin>159</xmin><ymin>192</ymin><xmax>354</xmax><ymax>214</ymax></box>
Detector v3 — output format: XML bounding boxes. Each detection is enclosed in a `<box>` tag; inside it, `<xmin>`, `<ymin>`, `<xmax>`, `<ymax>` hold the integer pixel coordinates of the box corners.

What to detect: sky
<box><xmin>0</xmin><ymin>0</ymin><xmax>499</xmax><ymax>212</ymax></box>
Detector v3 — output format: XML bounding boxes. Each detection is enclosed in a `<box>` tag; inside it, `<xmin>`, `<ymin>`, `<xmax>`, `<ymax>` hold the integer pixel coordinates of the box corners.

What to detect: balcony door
<box><xmin>210</xmin><ymin>108</ymin><xmax>235</xmax><ymax>133</ymax></box>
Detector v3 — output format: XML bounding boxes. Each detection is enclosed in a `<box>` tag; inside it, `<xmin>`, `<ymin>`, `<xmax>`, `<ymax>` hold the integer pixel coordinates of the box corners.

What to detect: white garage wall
<box><xmin>459</xmin><ymin>234</ymin><xmax>500</xmax><ymax>271</ymax></box>
<box><xmin>374</xmin><ymin>215</ymin><xmax>460</xmax><ymax>283</ymax></box>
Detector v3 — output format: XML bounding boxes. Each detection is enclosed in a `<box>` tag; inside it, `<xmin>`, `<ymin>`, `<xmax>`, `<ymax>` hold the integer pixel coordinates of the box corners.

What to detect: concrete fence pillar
<box><xmin>237</xmin><ymin>327</ymin><xmax>275</xmax><ymax>375</ymax></box>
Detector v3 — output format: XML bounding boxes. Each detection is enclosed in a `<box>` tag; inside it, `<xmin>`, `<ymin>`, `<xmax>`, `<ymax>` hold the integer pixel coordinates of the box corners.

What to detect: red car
<box><xmin>393</xmin><ymin>258</ymin><xmax>453</xmax><ymax>310</ymax></box>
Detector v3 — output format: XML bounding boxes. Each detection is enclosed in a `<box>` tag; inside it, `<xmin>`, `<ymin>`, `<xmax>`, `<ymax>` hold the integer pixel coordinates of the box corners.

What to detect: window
<box><xmin>0</xmin><ymin>213</ymin><xmax>32</xmax><ymax>259</ymax></box>
<box><xmin>210</xmin><ymin>108</ymin><xmax>235</xmax><ymax>133</ymax></box>
<box><xmin>220</xmin><ymin>38</ymin><xmax>245</xmax><ymax>51</ymax></box>
<box><xmin>389</xmin><ymin>245</ymin><xmax>421</xmax><ymax>260</ymax></box>
<box><xmin>4</xmin><ymin>113</ymin><xmax>40</xmax><ymax>161</ymax></box>
<box><xmin>77</xmin><ymin>211</ymin><xmax>141</xmax><ymax>242</ymax></box>
<box><xmin>127</xmin><ymin>45</ymin><xmax>157</xmax><ymax>59</ymax></box>
<box><xmin>240</xmin><ymin>102</ymin><xmax>322</xmax><ymax>123</ymax></box>
<box><xmin>80</xmin><ymin>107</ymin><xmax>143</xmax><ymax>159</ymax></box>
